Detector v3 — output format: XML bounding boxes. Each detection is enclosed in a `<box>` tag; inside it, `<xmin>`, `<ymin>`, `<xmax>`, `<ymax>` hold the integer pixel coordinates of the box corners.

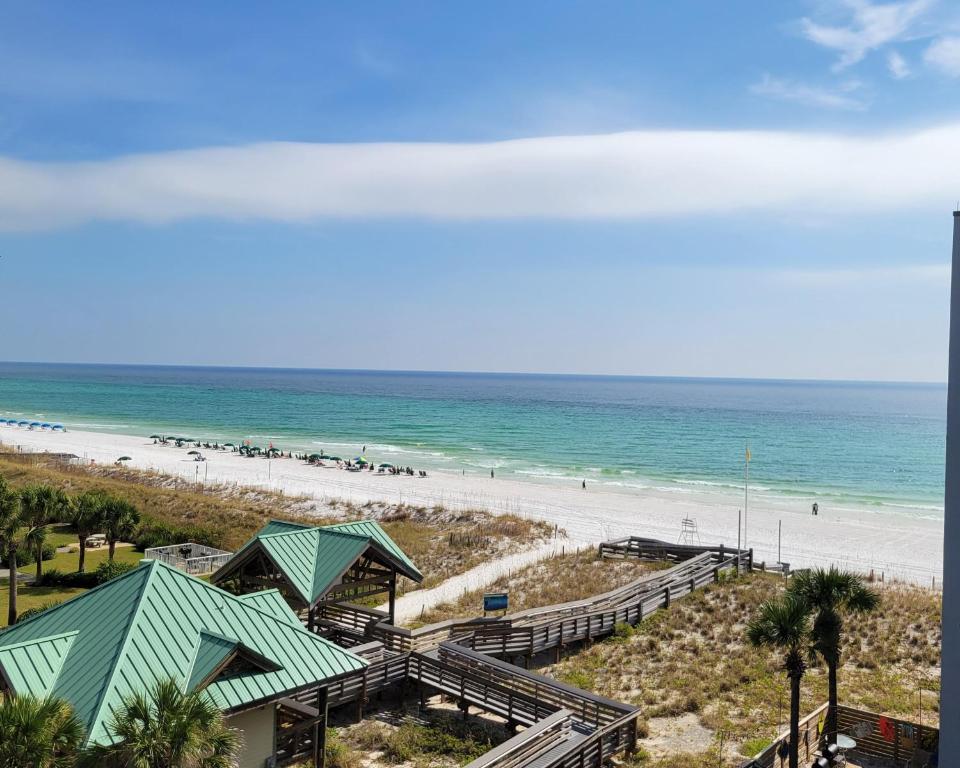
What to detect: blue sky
<box><xmin>1</xmin><ymin>0</ymin><xmax>959</xmax><ymax>380</ymax></box>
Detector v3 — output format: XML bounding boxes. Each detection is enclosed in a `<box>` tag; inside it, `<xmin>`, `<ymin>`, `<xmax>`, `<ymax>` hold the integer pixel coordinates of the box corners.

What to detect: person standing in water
<box><xmin>490</xmin><ymin>469</ymin><xmax>494</xmax><ymax>479</ymax></box>
<box><xmin>582</xmin><ymin>480</ymin><xmax>586</xmax><ymax>490</ymax></box>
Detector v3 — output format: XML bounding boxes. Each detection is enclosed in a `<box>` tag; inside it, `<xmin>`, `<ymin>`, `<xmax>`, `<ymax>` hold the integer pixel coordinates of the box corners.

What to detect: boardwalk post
<box><xmin>664</xmin><ymin>585</ymin><xmax>671</xmax><ymax>608</ymax></box>
<box><xmin>314</xmin><ymin>686</ymin><xmax>328</xmax><ymax>768</ymax></box>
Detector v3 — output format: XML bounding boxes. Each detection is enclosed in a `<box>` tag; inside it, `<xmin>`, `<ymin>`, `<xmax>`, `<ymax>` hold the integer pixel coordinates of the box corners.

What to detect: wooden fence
<box><xmin>741</xmin><ymin>703</ymin><xmax>940</xmax><ymax>768</ymax></box>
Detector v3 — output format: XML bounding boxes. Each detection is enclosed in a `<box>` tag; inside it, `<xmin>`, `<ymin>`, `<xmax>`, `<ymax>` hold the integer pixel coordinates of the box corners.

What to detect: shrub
<box><xmin>95</xmin><ymin>559</ymin><xmax>137</xmax><ymax>584</ymax></box>
<box><xmin>133</xmin><ymin>521</ymin><xmax>221</xmax><ymax>552</ymax></box>
<box><xmin>16</xmin><ymin>601</ymin><xmax>63</xmax><ymax>623</ymax></box>
<box><xmin>741</xmin><ymin>737</ymin><xmax>771</xmax><ymax>757</ymax></box>
<box><xmin>325</xmin><ymin>728</ymin><xmax>361</xmax><ymax>768</ymax></box>
<box><xmin>35</xmin><ymin>569</ymin><xmax>100</xmax><ymax>589</ymax></box>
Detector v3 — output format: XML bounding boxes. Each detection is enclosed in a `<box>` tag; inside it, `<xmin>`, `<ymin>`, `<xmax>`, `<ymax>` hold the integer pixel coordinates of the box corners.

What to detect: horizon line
<box><xmin>0</xmin><ymin>359</ymin><xmax>947</xmax><ymax>388</ymax></box>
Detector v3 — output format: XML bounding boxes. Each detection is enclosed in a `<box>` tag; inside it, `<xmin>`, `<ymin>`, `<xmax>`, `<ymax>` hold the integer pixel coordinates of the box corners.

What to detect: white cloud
<box><xmin>924</xmin><ymin>36</ymin><xmax>960</xmax><ymax>76</ymax></box>
<box><xmin>3</xmin><ymin>123</ymin><xmax>960</xmax><ymax>230</ymax></box>
<box><xmin>800</xmin><ymin>0</ymin><xmax>933</xmax><ymax>69</ymax></box>
<box><xmin>750</xmin><ymin>74</ymin><xmax>866</xmax><ymax>110</ymax></box>
<box><xmin>887</xmin><ymin>50</ymin><xmax>911</xmax><ymax>78</ymax></box>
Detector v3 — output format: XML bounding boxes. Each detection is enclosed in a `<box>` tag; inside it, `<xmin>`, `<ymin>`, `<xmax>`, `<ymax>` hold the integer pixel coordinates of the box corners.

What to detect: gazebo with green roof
<box><xmin>211</xmin><ymin>519</ymin><xmax>422</xmax><ymax>630</ymax></box>
<box><xmin>0</xmin><ymin>558</ymin><xmax>368</xmax><ymax>768</ymax></box>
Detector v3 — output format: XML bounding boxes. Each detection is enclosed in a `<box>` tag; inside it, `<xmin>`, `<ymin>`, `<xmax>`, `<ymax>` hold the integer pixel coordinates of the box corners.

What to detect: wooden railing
<box><xmin>435</xmin><ymin>643</ymin><xmax>635</xmax><ymax>728</ymax></box>
<box><xmin>741</xmin><ymin>702</ymin><xmax>827</xmax><ymax>768</ymax></box>
<box><xmin>408</xmin><ymin>651</ymin><xmax>558</xmax><ymax>727</ymax></box>
<box><xmin>835</xmin><ymin>705</ymin><xmax>938</xmax><ymax>765</ymax></box>
<box><xmin>741</xmin><ymin>704</ymin><xmax>940</xmax><ymax>768</ymax></box>
<box><xmin>370</xmin><ymin>546</ymin><xmax>748</xmax><ymax>658</ymax></box>
<box><xmin>545</xmin><ymin>711</ymin><xmax>639</xmax><ymax>768</ymax></box>
<box><xmin>461</xmin><ymin>710</ymin><xmax>575</xmax><ymax>768</ymax></box>
<box><xmin>312</xmin><ymin>538</ymin><xmax>751</xmax><ymax>768</ymax></box>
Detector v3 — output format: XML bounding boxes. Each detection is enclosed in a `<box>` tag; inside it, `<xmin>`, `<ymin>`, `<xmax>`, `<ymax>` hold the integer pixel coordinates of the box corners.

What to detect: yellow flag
<box><xmin>745</xmin><ymin>446</ymin><xmax>751</xmax><ymax>463</ymax></box>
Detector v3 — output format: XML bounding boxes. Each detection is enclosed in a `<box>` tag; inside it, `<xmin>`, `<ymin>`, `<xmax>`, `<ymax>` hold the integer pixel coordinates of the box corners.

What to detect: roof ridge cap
<box><xmin>84</xmin><ymin>560</ymin><xmax>161</xmax><ymax>744</ymax></box>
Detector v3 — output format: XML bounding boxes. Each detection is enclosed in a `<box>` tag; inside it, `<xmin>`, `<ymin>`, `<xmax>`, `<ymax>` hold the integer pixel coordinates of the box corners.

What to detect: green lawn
<box><xmin>19</xmin><ymin>545</ymin><xmax>143</xmax><ymax>576</ymax></box>
<box><xmin>0</xmin><ymin>580</ymin><xmax>87</xmax><ymax>625</ymax></box>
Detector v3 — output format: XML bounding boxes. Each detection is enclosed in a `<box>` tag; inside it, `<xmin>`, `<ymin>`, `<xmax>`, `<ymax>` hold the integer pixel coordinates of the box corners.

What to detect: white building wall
<box><xmin>227</xmin><ymin>705</ymin><xmax>276</xmax><ymax>768</ymax></box>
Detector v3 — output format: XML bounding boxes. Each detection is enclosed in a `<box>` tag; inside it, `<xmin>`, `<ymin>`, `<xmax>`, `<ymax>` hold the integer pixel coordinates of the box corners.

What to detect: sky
<box><xmin>1</xmin><ymin>1</ymin><xmax>959</xmax><ymax>382</ymax></box>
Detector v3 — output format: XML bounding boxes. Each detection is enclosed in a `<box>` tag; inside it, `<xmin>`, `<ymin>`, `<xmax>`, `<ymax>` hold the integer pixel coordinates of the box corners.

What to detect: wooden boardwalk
<box><xmin>295</xmin><ymin>538</ymin><xmax>751</xmax><ymax>768</ymax></box>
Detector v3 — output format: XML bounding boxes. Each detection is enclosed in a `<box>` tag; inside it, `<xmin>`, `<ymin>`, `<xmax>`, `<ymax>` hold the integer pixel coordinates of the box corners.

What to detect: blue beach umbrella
<box><xmin>18</xmin><ymin>420</ymin><xmax>29</xmax><ymax>426</ymax></box>
<box><xmin>40</xmin><ymin>423</ymin><xmax>51</xmax><ymax>428</ymax></box>
<box><xmin>52</xmin><ymin>424</ymin><xmax>64</xmax><ymax>430</ymax></box>
<box><xmin>29</xmin><ymin>422</ymin><xmax>41</xmax><ymax>427</ymax></box>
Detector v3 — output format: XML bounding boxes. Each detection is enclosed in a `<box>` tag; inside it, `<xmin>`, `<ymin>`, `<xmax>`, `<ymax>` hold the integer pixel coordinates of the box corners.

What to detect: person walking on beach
<box><xmin>812</xmin><ymin>502</ymin><xmax>819</xmax><ymax>516</ymax></box>
<box><xmin>582</xmin><ymin>479</ymin><xmax>586</xmax><ymax>490</ymax></box>
<box><xmin>490</xmin><ymin>469</ymin><xmax>494</xmax><ymax>479</ymax></box>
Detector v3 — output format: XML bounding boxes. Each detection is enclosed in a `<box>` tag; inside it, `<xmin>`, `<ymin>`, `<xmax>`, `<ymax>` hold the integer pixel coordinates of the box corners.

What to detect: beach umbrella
<box><xmin>40</xmin><ymin>423</ymin><xmax>51</xmax><ymax>428</ymax></box>
<box><xmin>354</xmin><ymin>456</ymin><xmax>369</xmax><ymax>464</ymax></box>
<box><xmin>379</xmin><ymin>463</ymin><xmax>393</xmax><ymax>469</ymax></box>
<box><xmin>187</xmin><ymin>450</ymin><xmax>201</xmax><ymax>455</ymax></box>
<box><xmin>18</xmin><ymin>420</ymin><xmax>29</xmax><ymax>426</ymax></box>
<box><xmin>223</xmin><ymin>442</ymin><xmax>235</xmax><ymax>447</ymax></box>
<box><xmin>29</xmin><ymin>421</ymin><xmax>41</xmax><ymax>427</ymax></box>
<box><xmin>117</xmin><ymin>456</ymin><xmax>132</xmax><ymax>462</ymax></box>
<box><xmin>149</xmin><ymin>434</ymin><xmax>162</xmax><ymax>439</ymax></box>
<box><xmin>52</xmin><ymin>424</ymin><xmax>64</xmax><ymax>430</ymax></box>
<box><xmin>308</xmin><ymin>453</ymin><xmax>323</xmax><ymax>460</ymax></box>
<box><xmin>328</xmin><ymin>456</ymin><xmax>342</xmax><ymax>462</ymax></box>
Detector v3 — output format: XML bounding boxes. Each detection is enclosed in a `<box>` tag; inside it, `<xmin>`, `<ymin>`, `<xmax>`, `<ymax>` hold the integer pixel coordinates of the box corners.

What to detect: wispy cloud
<box><xmin>750</xmin><ymin>74</ymin><xmax>866</xmax><ymax>110</ymax></box>
<box><xmin>800</xmin><ymin>0</ymin><xmax>934</xmax><ymax>70</ymax></box>
<box><xmin>887</xmin><ymin>50</ymin><xmax>911</xmax><ymax>78</ymax></box>
<box><xmin>2</xmin><ymin>123</ymin><xmax>960</xmax><ymax>230</ymax></box>
<box><xmin>924</xmin><ymin>36</ymin><xmax>960</xmax><ymax>76</ymax></box>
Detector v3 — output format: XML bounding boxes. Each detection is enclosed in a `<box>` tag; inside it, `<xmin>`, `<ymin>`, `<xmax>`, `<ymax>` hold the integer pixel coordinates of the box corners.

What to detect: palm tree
<box><xmin>69</xmin><ymin>491</ymin><xmax>104</xmax><ymax>574</ymax></box>
<box><xmin>788</xmin><ymin>567</ymin><xmax>880</xmax><ymax>745</ymax></box>
<box><xmin>0</xmin><ymin>477</ymin><xmax>25</xmax><ymax>626</ymax></box>
<box><xmin>0</xmin><ymin>693</ymin><xmax>85</xmax><ymax>768</ymax></box>
<box><xmin>98</xmin><ymin>495</ymin><xmax>140</xmax><ymax>561</ymax></box>
<box><xmin>20</xmin><ymin>484</ymin><xmax>68</xmax><ymax>580</ymax></box>
<box><xmin>82</xmin><ymin>678</ymin><xmax>241</xmax><ymax>768</ymax></box>
<box><xmin>747</xmin><ymin>594</ymin><xmax>811</xmax><ymax>768</ymax></box>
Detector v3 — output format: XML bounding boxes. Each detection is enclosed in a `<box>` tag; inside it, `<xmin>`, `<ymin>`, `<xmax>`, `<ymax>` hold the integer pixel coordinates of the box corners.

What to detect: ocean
<box><xmin>0</xmin><ymin>362</ymin><xmax>946</xmax><ymax>518</ymax></box>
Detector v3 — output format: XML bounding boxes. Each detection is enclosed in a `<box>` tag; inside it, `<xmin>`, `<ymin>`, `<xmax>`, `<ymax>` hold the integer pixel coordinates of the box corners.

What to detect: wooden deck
<box><xmin>291</xmin><ymin>538</ymin><xmax>752</xmax><ymax>768</ymax></box>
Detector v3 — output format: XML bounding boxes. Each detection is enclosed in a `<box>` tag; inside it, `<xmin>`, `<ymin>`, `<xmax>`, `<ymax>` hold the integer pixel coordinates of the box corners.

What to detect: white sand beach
<box><xmin>0</xmin><ymin>425</ymin><xmax>944</xmax><ymax>585</ymax></box>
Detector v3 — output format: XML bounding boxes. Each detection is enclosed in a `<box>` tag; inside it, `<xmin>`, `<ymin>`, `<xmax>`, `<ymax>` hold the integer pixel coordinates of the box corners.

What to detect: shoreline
<box><xmin>0</xmin><ymin>425</ymin><xmax>944</xmax><ymax>585</ymax></box>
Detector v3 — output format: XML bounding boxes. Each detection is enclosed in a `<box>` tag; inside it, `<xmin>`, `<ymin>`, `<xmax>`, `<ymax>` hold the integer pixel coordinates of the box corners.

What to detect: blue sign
<box><xmin>483</xmin><ymin>592</ymin><xmax>509</xmax><ymax>612</ymax></box>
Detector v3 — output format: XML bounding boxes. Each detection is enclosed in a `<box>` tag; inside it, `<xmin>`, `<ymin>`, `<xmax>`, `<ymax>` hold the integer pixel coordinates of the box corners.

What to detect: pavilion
<box><xmin>0</xmin><ymin>558</ymin><xmax>366</xmax><ymax>768</ymax></box>
<box><xmin>211</xmin><ymin>519</ymin><xmax>422</xmax><ymax>629</ymax></box>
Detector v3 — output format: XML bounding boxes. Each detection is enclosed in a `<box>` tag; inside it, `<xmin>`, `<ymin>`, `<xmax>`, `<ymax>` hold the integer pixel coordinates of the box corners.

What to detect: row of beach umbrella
<box><xmin>1</xmin><ymin>419</ymin><xmax>64</xmax><ymax>430</ymax></box>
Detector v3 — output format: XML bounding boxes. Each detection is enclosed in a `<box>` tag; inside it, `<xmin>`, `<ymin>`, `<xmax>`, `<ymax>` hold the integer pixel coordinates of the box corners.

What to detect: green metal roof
<box><xmin>236</xmin><ymin>590</ymin><xmax>301</xmax><ymax>626</ymax></box>
<box><xmin>322</xmin><ymin>520</ymin><xmax>423</xmax><ymax>581</ymax></box>
<box><xmin>0</xmin><ymin>559</ymin><xmax>367</xmax><ymax>746</ymax></box>
<box><xmin>216</xmin><ymin>519</ymin><xmax>422</xmax><ymax>606</ymax></box>
<box><xmin>0</xmin><ymin>631</ymin><xmax>78</xmax><ymax>697</ymax></box>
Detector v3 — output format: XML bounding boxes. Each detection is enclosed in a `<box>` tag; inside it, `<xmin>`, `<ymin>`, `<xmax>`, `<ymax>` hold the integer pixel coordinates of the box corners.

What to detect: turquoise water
<box><xmin>0</xmin><ymin>363</ymin><xmax>946</xmax><ymax>517</ymax></box>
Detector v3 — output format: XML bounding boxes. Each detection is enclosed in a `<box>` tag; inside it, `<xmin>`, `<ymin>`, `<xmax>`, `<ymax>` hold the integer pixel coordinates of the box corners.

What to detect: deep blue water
<box><xmin>0</xmin><ymin>363</ymin><xmax>946</xmax><ymax>516</ymax></box>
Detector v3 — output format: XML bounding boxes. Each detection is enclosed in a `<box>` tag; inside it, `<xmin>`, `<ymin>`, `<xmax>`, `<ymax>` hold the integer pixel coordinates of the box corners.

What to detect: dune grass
<box><xmin>410</xmin><ymin>547</ymin><xmax>657</xmax><ymax>626</ymax></box>
<box><xmin>545</xmin><ymin>571</ymin><xmax>941</xmax><ymax>766</ymax></box>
